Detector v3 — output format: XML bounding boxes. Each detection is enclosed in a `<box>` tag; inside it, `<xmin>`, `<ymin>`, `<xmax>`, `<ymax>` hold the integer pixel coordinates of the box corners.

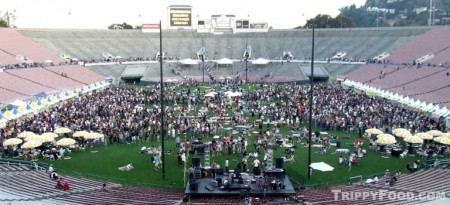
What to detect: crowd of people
<box><xmin>0</xmin><ymin>81</ymin><xmax>448</xmax><ymax>175</ymax></box>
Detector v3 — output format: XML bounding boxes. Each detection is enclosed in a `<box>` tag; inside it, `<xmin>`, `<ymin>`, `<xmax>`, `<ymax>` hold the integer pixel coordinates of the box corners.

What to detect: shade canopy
<box><xmin>310</xmin><ymin>162</ymin><xmax>334</xmax><ymax>172</ymax></box>
<box><xmin>179</xmin><ymin>58</ymin><xmax>198</xmax><ymax>65</ymax></box>
<box><xmin>251</xmin><ymin>58</ymin><xmax>270</xmax><ymax>65</ymax></box>
<box><xmin>217</xmin><ymin>58</ymin><xmax>233</xmax><ymax>65</ymax></box>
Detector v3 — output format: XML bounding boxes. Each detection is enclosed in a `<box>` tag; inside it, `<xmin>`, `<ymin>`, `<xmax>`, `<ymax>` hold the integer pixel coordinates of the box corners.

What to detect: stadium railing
<box><xmin>0</xmin><ymin>158</ymin><xmax>49</xmax><ymax>171</ymax></box>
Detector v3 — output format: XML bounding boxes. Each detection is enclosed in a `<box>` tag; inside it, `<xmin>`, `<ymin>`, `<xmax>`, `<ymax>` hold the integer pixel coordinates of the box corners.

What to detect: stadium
<box><xmin>1</xmin><ymin>2</ymin><xmax>450</xmax><ymax>205</ymax></box>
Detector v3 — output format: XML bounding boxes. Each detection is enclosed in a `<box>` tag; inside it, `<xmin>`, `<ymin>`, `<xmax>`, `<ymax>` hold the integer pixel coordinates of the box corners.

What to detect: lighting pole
<box><xmin>202</xmin><ymin>57</ymin><xmax>205</xmax><ymax>83</ymax></box>
<box><xmin>307</xmin><ymin>24</ymin><xmax>315</xmax><ymax>179</ymax></box>
<box><xmin>376</xmin><ymin>11</ymin><xmax>379</xmax><ymax>28</ymax></box>
<box><xmin>159</xmin><ymin>20</ymin><xmax>166</xmax><ymax>180</ymax></box>
<box><xmin>245</xmin><ymin>38</ymin><xmax>248</xmax><ymax>82</ymax></box>
<box><xmin>428</xmin><ymin>0</ymin><xmax>433</xmax><ymax>26</ymax></box>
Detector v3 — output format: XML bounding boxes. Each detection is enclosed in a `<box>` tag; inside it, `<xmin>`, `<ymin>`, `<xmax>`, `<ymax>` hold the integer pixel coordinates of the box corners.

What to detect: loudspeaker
<box><xmin>189</xmin><ymin>182</ymin><xmax>198</xmax><ymax>191</ymax></box>
<box><xmin>192</xmin><ymin>157</ymin><xmax>200</xmax><ymax>167</ymax></box>
<box><xmin>216</xmin><ymin>168</ymin><xmax>224</xmax><ymax>175</ymax></box>
<box><xmin>205</xmin><ymin>185</ymin><xmax>214</xmax><ymax>191</ymax></box>
<box><xmin>275</xmin><ymin>158</ymin><xmax>284</xmax><ymax>169</ymax></box>
<box><xmin>336</xmin><ymin>141</ymin><xmax>341</xmax><ymax>148</ymax></box>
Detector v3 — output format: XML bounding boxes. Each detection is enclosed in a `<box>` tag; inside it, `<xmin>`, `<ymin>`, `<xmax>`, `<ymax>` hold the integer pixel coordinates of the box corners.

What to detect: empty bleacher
<box><xmin>367</xmin><ymin>167</ymin><xmax>450</xmax><ymax>194</ymax></box>
<box><xmin>0</xmin><ymin>65</ymin><xmax>105</xmax><ymax>104</ymax></box>
<box><xmin>386</xmin><ymin>27</ymin><xmax>450</xmax><ymax>64</ymax></box>
<box><xmin>51</xmin><ymin>187</ymin><xmax>184</xmax><ymax>205</ymax></box>
<box><xmin>0</xmin><ymin>29</ymin><xmax>62</xmax><ymax>64</ymax></box>
<box><xmin>18</xmin><ymin>27</ymin><xmax>428</xmax><ymax>79</ymax></box>
<box><xmin>297</xmin><ymin>184</ymin><xmax>430</xmax><ymax>205</ymax></box>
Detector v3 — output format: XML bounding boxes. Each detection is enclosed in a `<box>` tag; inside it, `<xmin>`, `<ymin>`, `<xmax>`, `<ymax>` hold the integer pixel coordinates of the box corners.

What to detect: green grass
<box><xmin>45</xmin><ymin>125</ymin><xmax>418</xmax><ymax>189</ymax></box>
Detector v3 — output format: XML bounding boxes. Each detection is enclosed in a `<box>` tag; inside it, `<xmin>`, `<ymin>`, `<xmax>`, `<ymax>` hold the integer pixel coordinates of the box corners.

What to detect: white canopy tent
<box><xmin>217</xmin><ymin>58</ymin><xmax>233</xmax><ymax>65</ymax></box>
<box><xmin>310</xmin><ymin>162</ymin><xmax>334</xmax><ymax>172</ymax></box>
<box><xmin>180</xmin><ymin>58</ymin><xmax>199</xmax><ymax>65</ymax></box>
<box><xmin>9</xmin><ymin>100</ymin><xmax>27</xmax><ymax>108</ymax></box>
<box><xmin>251</xmin><ymin>58</ymin><xmax>270</xmax><ymax>65</ymax></box>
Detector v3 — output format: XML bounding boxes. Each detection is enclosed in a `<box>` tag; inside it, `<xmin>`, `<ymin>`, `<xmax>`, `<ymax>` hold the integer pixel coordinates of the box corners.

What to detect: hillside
<box><xmin>340</xmin><ymin>0</ymin><xmax>450</xmax><ymax>27</ymax></box>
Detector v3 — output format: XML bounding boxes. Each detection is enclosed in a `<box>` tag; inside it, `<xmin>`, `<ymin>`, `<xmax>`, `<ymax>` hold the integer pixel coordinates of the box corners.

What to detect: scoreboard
<box><xmin>168</xmin><ymin>6</ymin><xmax>192</xmax><ymax>28</ymax></box>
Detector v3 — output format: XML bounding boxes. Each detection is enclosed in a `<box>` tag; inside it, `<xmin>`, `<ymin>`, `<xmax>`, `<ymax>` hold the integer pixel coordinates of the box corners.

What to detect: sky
<box><xmin>1</xmin><ymin>0</ymin><xmax>366</xmax><ymax>29</ymax></box>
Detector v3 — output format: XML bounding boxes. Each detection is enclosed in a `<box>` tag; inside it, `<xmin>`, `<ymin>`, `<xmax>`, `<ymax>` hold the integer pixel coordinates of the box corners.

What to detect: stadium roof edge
<box><xmin>11</xmin><ymin>26</ymin><xmax>446</xmax><ymax>32</ymax></box>
<box><xmin>168</xmin><ymin>5</ymin><xmax>192</xmax><ymax>8</ymax></box>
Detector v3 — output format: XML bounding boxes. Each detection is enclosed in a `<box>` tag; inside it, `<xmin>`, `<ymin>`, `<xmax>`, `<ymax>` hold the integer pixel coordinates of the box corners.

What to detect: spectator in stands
<box><xmin>102</xmin><ymin>183</ymin><xmax>109</xmax><ymax>192</ymax></box>
<box><xmin>63</xmin><ymin>182</ymin><xmax>70</xmax><ymax>191</ymax></box>
<box><xmin>47</xmin><ymin>164</ymin><xmax>55</xmax><ymax>173</ymax></box>
<box><xmin>55</xmin><ymin>180</ymin><xmax>63</xmax><ymax>190</ymax></box>
<box><xmin>384</xmin><ymin>169</ymin><xmax>391</xmax><ymax>178</ymax></box>
<box><xmin>50</xmin><ymin>171</ymin><xmax>59</xmax><ymax>180</ymax></box>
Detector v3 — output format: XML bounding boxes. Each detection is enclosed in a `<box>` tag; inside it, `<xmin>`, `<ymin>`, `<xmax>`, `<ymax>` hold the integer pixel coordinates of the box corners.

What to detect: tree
<box><xmin>0</xmin><ymin>19</ymin><xmax>7</xmax><ymax>27</ymax></box>
<box><xmin>0</xmin><ymin>10</ymin><xmax>16</xmax><ymax>27</ymax></box>
<box><xmin>332</xmin><ymin>15</ymin><xmax>355</xmax><ymax>28</ymax></box>
<box><xmin>108</xmin><ymin>22</ymin><xmax>134</xmax><ymax>29</ymax></box>
<box><xmin>297</xmin><ymin>14</ymin><xmax>354</xmax><ymax>28</ymax></box>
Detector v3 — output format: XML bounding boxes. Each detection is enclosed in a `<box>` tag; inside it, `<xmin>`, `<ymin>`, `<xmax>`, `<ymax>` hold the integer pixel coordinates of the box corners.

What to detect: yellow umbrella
<box><xmin>54</xmin><ymin>127</ymin><xmax>72</xmax><ymax>134</ymax></box>
<box><xmin>404</xmin><ymin>135</ymin><xmax>424</xmax><ymax>144</ymax></box>
<box><xmin>84</xmin><ymin>132</ymin><xmax>104</xmax><ymax>140</ymax></box>
<box><xmin>396</xmin><ymin>131</ymin><xmax>412</xmax><ymax>138</ymax></box>
<box><xmin>18</xmin><ymin>131</ymin><xmax>36</xmax><ymax>138</ymax></box>
<box><xmin>24</xmin><ymin>135</ymin><xmax>42</xmax><ymax>142</ymax></box>
<box><xmin>73</xmin><ymin>131</ymin><xmax>89</xmax><ymax>138</ymax></box>
<box><xmin>392</xmin><ymin>128</ymin><xmax>409</xmax><ymax>136</ymax></box>
<box><xmin>414</xmin><ymin>132</ymin><xmax>433</xmax><ymax>140</ymax></box>
<box><xmin>376</xmin><ymin>133</ymin><xmax>395</xmax><ymax>139</ymax></box>
<box><xmin>365</xmin><ymin>128</ymin><xmax>383</xmax><ymax>135</ymax></box>
<box><xmin>56</xmin><ymin>138</ymin><xmax>76</xmax><ymax>146</ymax></box>
<box><xmin>21</xmin><ymin>140</ymin><xmax>42</xmax><ymax>149</ymax></box>
<box><xmin>427</xmin><ymin>130</ymin><xmax>443</xmax><ymax>137</ymax></box>
<box><xmin>41</xmin><ymin>132</ymin><xmax>58</xmax><ymax>138</ymax></box>
<box><xmin>434</xmin><ymin>137</ymin><xmax>450</xmax><ymax>145</ymax></box>
<box><xmin>3</xmin><ymin>138</ymin><xmax>23</xmax><ymax>146</ymax></box>
<box><xmin>376</xmin><ymin>137</ymin><xmax>397</xmax><ymax>145</ymax></box>
<box><xmin>40</xmin><ymin>135</ymin><xmax>56</xmax><ymax>143</ymax></box>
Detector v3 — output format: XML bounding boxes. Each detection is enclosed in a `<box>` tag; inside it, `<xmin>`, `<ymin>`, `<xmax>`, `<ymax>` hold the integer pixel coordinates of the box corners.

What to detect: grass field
<box><xmin>40</xmin><ymin>84</ymin><xmax>420</xmax><ymax>190</ymax></box>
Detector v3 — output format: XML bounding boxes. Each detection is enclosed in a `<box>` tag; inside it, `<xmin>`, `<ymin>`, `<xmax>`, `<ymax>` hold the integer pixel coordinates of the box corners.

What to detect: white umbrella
<box><xmin>18</xmin><ymin>131</ymin><xmax>36</xmax><ymax>139</ymax></box>
<box><xmin>54</xmin><ymin>127</ymin><xmax>72</xmax><ymax>134</ymax></box>
<box><xmin>57</xmin><ymin>138</ymin><xmax>76</xmax><ymax>146</ymax></box>
<box><xmin>21</xmin><ymin>140</ymin><xmax>42</xmax><ymax>149</ymax></box>
<box><xmin>3</xmin><ymin>138</ymin><xmax>23</xmax><ymax>146</ymax></box>
<box><xmin>84</xmin><ymin>132</ymin><xmax>104</xmax><ymax>140</ymax></box>
<box><xmin>309</xmin><ymin>162</ymin><xmax>334</xmax><ymax>172</ymax></box>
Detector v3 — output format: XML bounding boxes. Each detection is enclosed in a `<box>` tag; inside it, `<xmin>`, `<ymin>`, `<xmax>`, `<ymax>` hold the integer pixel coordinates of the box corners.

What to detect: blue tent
<box><xmin>0</xmin><ymin>113</ymin><xmax>7</xmax><ymax>121</ymax></box>
<box><xmin>12</xmin><ymin>108</ymin><xmax>21</xmax><ymax>116</ymax></box>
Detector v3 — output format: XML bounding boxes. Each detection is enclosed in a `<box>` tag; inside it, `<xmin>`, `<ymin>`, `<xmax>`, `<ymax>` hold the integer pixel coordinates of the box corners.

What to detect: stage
<box><xmin>184</xmin><ymin>168</ymin><xmax>296</xmax><ymax>197</ymax></box>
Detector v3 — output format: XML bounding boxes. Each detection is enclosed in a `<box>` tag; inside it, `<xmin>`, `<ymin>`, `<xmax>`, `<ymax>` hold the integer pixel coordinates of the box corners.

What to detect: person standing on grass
<box><xmin>153</xmin><ymin>155</ymin><xmax>160</xmax><ymax>171</ymax></box>
<box><xmin>225</xmin><ymin>159</ymin><xmax>229</xmax><ymax>173</ymax></box>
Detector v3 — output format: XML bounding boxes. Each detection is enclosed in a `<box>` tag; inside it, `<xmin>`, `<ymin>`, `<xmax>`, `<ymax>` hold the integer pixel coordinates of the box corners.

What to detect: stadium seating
<box><xmin>47</xmin><ymin>65</ymin><xmax>105</xmax><ymax>84</ymax></box>
<box><xmin>297</xmin><ymin>184</ymin><xmax>427</xmax><ymax>205</ymax></box>
<box><xmin>0</xmin><ymin>49</ymin><xmax>21</xmax><ymax>65</ymax></box>
<box><xmin>0</xmin><ymin>169</ymin><xmax>119</xmax><ymax>201</ymax></box>
<box><xmin>0</xmin><ymin>65</ymin><xmax>105</xmax><ymax>104</ymax></box>
<box><xmin>0</xmin><ymin>29</ymin><xmax>62</xmax><ymax>64</ymax></box>
<box><xmin>0</xmin><ymin>163</ymin><xmax>185</xmax><ymax>205</ymax></box>
<box><xmin>52</xmin><ymin>187</ymin><xmax>184</xmax><ymax>205</ymax></box>
<box><xmin>386</xmin><ymin>27</ymin><xmax>450</xmax><ymax>64</ymax></box>
<box><xmin>19</xmin><ymin>27</ymin><xmax>428</xmax><ymax>69</ymax></box>
<box><xmin>367</xmin><ymin>168</ymin><xmax>450</xmax><ymax>194</ymax></box>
